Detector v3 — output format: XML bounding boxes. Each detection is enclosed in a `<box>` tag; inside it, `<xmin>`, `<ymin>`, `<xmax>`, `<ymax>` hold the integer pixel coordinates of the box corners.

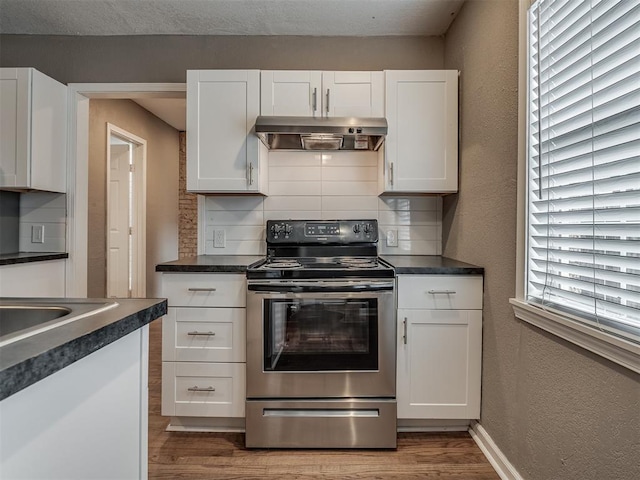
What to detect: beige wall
<box><xmin>88</xmin><ymin>99</ymin><xmax>179</xmax><ymax>298</ymax></box>
<box><xmin>443</xmin><ymin>2</ymin><xmax>640</xmax><ymax>479</ymax></box>
<box><xmin>0</xmin><ymin>35</ymin><xmax>443</xmax><ymax>83</ymax></box>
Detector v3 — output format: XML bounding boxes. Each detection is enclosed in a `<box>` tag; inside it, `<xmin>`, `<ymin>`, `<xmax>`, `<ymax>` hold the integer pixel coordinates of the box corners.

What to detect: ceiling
<box><xmin>1</xmin><ymin>0</ymin><xmax>464</xmax><ymax>131</ymax></box>
<box><xmin>0</xmin><ymin>0</ymin><xmax>464</xmax><ymax>37</ymax></box>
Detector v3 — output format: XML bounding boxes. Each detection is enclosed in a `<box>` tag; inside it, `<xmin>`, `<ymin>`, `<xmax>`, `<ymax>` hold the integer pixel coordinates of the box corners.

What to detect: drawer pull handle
<box><xmin>188</xmin><ymin>288</ymin><xmax>217</xmax><ymax>292</ymax></box>
<box><xmin>427</xmin><ymin>290</ymin><xmax>457</xmax><ymax>294</ymax></box>
<box><xmin>188</xmin><ymin>386</ymin><xmax>215</xmax><ymax>392</ymax></box>
<box><xmin>403</xmin><ymin>317</ymin><xmax>408</xmax><ymax>345</ymax></box>
<box><xmin>187</xmin><ymin>331</ymin><xmax>216</xmax><ymax>336</ymax></box>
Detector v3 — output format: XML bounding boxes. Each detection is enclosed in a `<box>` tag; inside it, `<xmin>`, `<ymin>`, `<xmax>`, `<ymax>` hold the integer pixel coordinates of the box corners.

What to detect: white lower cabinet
<box><xmin>161</xmin><ymin>273</ymin><xmax>246</xmax><ymax>427</ymax></box>
<box><xmin>396</xmin><ymin>275</ymin><xmax>483</xmax><ymax>420</ymax></box>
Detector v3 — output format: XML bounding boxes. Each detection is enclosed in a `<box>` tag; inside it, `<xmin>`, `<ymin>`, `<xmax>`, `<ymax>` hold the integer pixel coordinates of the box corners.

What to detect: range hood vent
<box><xmin>255</xmin><ymin>116</ymin><xmax>387</xmax><ymax>151</ymax></box>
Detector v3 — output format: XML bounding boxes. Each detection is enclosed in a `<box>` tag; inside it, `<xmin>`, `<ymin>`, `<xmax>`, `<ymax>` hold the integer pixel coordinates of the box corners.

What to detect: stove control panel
<box><xmin>266</xmin><ymin>219</ymin><xmax>378</xmax><ymax>243</ymax></box>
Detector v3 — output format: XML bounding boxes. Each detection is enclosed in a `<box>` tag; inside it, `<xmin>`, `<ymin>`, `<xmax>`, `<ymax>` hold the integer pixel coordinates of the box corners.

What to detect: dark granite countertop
<box><xmin>0</xmin><ymin>252</ymin><xmax>69</xmax><ymax>266</ymax></box>
<box><xmin>0</xmin><ymin>297</ymin><xmax>167</xmax><ymax>401</ymax></box>
<box><xmin>380</xmin><ymin>255</ymin><xmax>484</xmax><ymax>275</ymax></box>
<box><xmin>156</xmin><ymin>255</ymin><xmax>264</xmax><ymax>273</ymax></box>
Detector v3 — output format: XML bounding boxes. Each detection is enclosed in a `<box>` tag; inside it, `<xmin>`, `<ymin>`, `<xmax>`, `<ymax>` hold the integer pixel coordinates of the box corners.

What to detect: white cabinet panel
<box><xmin>261</xmin><ymin>70</ymin><xmax>322</xmax><ymax>117</ymax></box>
<box><xmin>0</xmin><ymin>68</ymin><xmax>67</xmax><ymax>192</ymax></box>
<box><xmin>383</xmin><ymin>70</ymin><xmax>458</xmax><ymax>193</ymax></box>
<box><xmin>261</xmin><ymin>70</ymin><xmax>384</xmax><ymax>118</ymax></box>
<box><xmin>398</xmin><ymin>275</ymin><xmax>483</xmax><ymax>310</ymax></box>
<box><xmin>161</xmin><ymin>273</ymin><xmax>246</xmax><ymax>307</ymax></box>
<box><xmin>186</xmin><ymin>70</ymin><xmax>266</xmax><ymax>193</ymax></box>
<box><xmin>0</xmin><ymin>260</ymin><xmax>66</xmax><ymax>297</ymax></box>
<box><xmin>160</xmin><ymin>273</ymin><xmax>247</xmax><ymax>425</ymax></box>
<box><xmin>162</xmin><ymin>307</ymin><xmax>246</xmax><ymax>362</ymax></box>
<box><xmin>396</xmin><ymin>274</ymin><xmax>483</xmax><ymax>421</ymax></box>
<box><xmin>162</xmin><ymin>362</ymin><xmax>245</xmax><ymax>418</ymax></box>
<box><xmin>322</xmin><ymin>71</ymin><xmax>384</xmax><ymax>117</ymax></box>
<box><xmin>397</xmin><ymin>309</ymin><xmax>482</xmax><ymax>419</ymax></box>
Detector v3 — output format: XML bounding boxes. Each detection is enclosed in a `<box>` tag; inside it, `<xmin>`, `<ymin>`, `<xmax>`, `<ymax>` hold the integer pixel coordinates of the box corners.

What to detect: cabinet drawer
<box><xmin>162</xmin><ymin>362</ymin><xmax>245</xmax><ymax>418</ymax></box>
<box><xmin>161</xmin><ymin>273</ymin><xmax>245</xmax><ymax>307</ymax></box>
<box><xmin>162</xmin><ymin>307</ymin><xmax>246</xmax><ymax>362</ymax></box>
<box><xmin>397</xmin><ymin>275</ymin><xmax>483</xmax><ymax>310</ymax></box>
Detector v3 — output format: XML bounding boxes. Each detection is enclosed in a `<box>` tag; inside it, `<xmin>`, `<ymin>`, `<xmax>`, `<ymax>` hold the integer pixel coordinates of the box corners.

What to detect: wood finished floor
<box><xmin>147</xmin><ymin>320</ymin><xmax>499</xmax><ymax>479</ymax></box>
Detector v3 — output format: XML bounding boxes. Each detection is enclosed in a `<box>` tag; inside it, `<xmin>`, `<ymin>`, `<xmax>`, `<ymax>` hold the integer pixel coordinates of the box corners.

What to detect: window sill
<box><xmin>510</xmin><ymin>298</ymin><xmax>640</xmax><ymax>374</ymax></box>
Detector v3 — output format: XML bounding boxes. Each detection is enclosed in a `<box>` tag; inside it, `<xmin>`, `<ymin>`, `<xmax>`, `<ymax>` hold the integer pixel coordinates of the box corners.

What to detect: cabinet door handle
<box><xmin>187</xmin><ymin>386</ymin><xmax>215</xmax><ymax>392</ymax></box>
<box><xmin>403</xmin><ymin>317</ymin><xmax>408</xmax><ymax>345</ymax></box>
<box><xmin>188</xmin><ymin>287</ymin><xmax>217</xmax><ymax>292</ymax></box>
<box><xmin>187</xmin><ymin>331</ymin><xmax>216</xmax><ymax>336</ymax></box>
<box><xmin>390</xmin><ymin>162</ymin><xmax>394</xmax><ymax>186</ymax></box>
<box><xmin>249</xmin><ymin>163</ymin><xmax>254</xmax><ymax>185</ymax></box>
<box><xmin>326</xmin><ymin>89</ymin><xmax>330</xmax><ymax>114</ymax></box>
<box><xmin>427</xmin><ymin>290</ymin><xmax>457</xmax><ymax>294</ymax></box>
<box><xmin>312</xmin><ymin>88</ymin><xmax>317</xmax><ymax>113</ymax></box>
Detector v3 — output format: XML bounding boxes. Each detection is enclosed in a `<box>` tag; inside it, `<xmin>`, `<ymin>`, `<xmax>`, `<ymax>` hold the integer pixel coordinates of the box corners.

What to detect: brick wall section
<box><xmin>178</xmin><ymin>132</ymin><xmax>198</xmax><ymax>258</ymax></box>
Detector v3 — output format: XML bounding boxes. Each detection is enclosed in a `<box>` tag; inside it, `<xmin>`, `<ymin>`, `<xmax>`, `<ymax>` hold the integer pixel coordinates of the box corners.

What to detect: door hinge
<box><xmin>129</xmin><ymin>164</ymin><xmax>135</xmax><ymax>173</ymax></box>
<box><xmin>129</xmin><ymin>226</ymin><xmax>133</xmax><ymax>236</ymax></box>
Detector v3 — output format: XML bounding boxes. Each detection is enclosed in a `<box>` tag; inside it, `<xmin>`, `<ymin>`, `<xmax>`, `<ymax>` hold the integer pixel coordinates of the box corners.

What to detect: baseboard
<box><xmin>469</xmin><ymin>421</ymin><xmax>523</xmax><ymax>480</ymax></box>
<box><xmin>165</xmin><ymin>416</ymin><xmax>245</xmax><ymax>433</ymax></box>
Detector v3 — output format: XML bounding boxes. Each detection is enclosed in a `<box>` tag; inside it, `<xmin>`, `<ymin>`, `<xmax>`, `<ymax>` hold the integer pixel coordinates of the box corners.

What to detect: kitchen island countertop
<box><xmin>0</xmin><ymin>297</ymin><xmax>167</xmax><ymax>400</ymax></box>
<box><xmin>380</xmin><ymin>255</ymin><xmax>484</xmax><ymax>275</ymax></box>
<box><xmin>156</xmin><ymin>255</ymin><xmax>264</xmax><ymax>273</ymax></box>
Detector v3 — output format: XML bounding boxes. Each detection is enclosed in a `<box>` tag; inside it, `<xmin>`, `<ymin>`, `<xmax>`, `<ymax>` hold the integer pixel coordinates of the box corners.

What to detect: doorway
<box><xmin>106</xmin><ymin>124</ymin><xmax>147</xmax><ymax>298</ymax></box>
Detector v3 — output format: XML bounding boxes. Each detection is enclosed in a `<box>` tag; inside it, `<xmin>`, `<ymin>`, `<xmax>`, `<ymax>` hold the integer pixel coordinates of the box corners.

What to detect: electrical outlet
<box><xmin>214</xmin><ymin>229</ymin><xmax>226</xmax><ymax>248</ymax></box>
<box><xmin>31</xmin><ymin>225</ymin><xmax>45</xmax><ymax>244</ymax></box>
<box><xmin>386</xmin><ymin>229</ymin><xmax>398</xmax><ymax>247</ymax></box>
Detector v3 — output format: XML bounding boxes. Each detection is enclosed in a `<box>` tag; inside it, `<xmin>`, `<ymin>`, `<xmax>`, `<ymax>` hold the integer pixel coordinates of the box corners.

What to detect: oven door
<box><xmin>246</xmin><ymin>279</ymin><xmax>395</xmax><ymax>398</ymax></box>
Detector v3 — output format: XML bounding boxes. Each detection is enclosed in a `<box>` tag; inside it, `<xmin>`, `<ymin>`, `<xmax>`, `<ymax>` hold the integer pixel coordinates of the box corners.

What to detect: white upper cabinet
<box><xmin>186</xmin><ymin>70</ymin><xmax>267</xmax><ymax>193</ymax></box>
<box><xmin>382</xmin><ymin>70</ymin><xmax>459</xmax><ymax>194</ymax></box>
<box><xmin>0</xmin><ymin>68</ymin><xmax>67</xmax><ymax>193</ymax></box>
<box><xmin>260</xmin><ymin>70</ymin><xmax>384</xmax><ymax>118</ymax></box>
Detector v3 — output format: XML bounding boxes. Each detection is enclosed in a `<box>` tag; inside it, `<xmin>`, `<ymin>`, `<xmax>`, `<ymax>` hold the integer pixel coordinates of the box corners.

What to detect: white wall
<box><xmin>203</xmin><ymin>151</ymin><xmax>442</xmax><ymax>255</ymax></box>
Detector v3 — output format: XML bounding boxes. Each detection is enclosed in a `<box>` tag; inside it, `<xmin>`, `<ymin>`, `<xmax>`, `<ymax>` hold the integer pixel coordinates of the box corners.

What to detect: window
<box><xmin>515</xmin><ymin>0</ymin><xmax>640</xmax><ymax>370</ymax></box>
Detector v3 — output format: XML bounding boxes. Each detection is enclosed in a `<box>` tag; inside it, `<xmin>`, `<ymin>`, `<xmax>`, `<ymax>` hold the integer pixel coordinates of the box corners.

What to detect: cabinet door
<box><xmin>397</xmin><ymin>309</ymin><xmax>481</xmax><ymax>419</ymax></box>
<box><xmin>186</xmin><ymin>70</ymin><xmax>263</xmax><ymax>192</ymax></box>
<box><xmin>260</xmin><ymin>71</ymin><xmax>322</xmax><ymax>117</ymax></box>
<box><xmin>0</xmin><ymin>68</ymin><xmax>66</xmax><ymax>192</ymax></box>
<box><xmin>322</xmin><ymin>71</ymin><xmax>384</xmax><ymax>117</ymax></box>
<box><xmin>384</xmin><ymin>70</ymin><xmax>458</xmax><ymax>193</ymax></box>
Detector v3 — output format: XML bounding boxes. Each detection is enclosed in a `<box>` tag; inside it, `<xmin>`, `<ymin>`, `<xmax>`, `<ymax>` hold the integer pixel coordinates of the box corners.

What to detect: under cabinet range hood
<box><xmin>254</xmin><ymin>116</ymin><xmax>387</xmax><ymax>151</ymax></box>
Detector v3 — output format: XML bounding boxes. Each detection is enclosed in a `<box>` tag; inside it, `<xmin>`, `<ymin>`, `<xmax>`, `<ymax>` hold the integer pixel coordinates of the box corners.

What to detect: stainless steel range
<box><xmin>245</xmin><ymin>219</ymin><xmax>396</xmax><ymax>449</ymax></box>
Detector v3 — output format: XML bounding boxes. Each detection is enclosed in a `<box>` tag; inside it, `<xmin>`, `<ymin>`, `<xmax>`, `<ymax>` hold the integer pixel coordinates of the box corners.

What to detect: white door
<box><xmin>107</xmin><ymin>124</ymin><xmax>146</xmax><ymax>298</ymax></box>
<box><xmin>108</xmin><ymin>141</ymin><xmax>130</xmax><ymax>298</ymax></box>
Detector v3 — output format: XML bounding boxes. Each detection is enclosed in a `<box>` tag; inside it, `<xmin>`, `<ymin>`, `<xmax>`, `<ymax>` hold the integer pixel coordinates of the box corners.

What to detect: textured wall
<box><xmin>178</xmin><ymin>132</ymin><xmax>198</xmax><ymax>259</ymax></box>
<box><xmin>443</xmin><ymin>2</ymin><xmax>640</xmax><ymax>479</ymax></box>
<box><xmin>88</xmin><ymin>99</ymin><xmax>179</xmax><ymax>298</ymax></box>
<box><xmin>0</xmin><ymin>35</ymin><xmax>443</xmax><ymax>83</ymax></box>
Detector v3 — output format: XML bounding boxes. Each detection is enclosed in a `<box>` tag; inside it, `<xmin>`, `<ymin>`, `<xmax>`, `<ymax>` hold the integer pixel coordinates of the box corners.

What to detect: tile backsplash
<box><xmin>203</xmin><ymin>151</ymin><xmax>442</xmax><ymax>256</ymax></box>
<box><xmin>18</xmin><ymin>192</ymin><xmax>67</xmax><ymax>253</ymax></box>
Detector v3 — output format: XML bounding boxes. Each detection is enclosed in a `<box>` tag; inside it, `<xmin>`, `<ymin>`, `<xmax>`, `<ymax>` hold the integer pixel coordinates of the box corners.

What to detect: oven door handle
<box><xmin>247</xmin><ymin>281</ymin><xmax>394</xmax><ymax>293</ymax></box>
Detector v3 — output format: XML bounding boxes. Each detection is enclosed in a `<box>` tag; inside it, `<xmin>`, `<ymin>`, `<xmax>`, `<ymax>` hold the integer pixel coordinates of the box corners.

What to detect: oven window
<box><xmin>264</xmin><ymin>298</ymin><xmax>379</xmax><ymax>371</ymax></box>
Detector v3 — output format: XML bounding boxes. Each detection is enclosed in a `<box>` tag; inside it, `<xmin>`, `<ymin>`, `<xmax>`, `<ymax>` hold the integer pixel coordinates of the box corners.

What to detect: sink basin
<box><xmin>0</xmin><ymin>300</ymin><xmax>119</xmax><ymax>347</ymax></box>
<box><xmin>0</xmin><ymin>306</ymin><xmax>72</xmax><ymax>337</ymax></box>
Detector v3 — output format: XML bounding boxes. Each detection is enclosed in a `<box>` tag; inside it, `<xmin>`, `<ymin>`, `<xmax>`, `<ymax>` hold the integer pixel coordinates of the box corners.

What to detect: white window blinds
<box><xmin>527</xmin><ymin>0</ymin><xmax>640</xmax><ymax>342</ymax></box>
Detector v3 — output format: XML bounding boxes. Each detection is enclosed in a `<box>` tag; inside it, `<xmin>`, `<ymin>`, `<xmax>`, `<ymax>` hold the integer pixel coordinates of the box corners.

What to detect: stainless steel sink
<box><xmin>0</xmin><ymin>300</ymin><xmax>119</xmax><ymax>347</ymax></box>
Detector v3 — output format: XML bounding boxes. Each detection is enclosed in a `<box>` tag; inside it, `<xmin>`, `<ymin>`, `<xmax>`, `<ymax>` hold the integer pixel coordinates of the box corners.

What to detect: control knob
<box><xmin>353</xmin><ymin>224</ymin><xmax>361</xmax><ymax>234</ymax></box>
